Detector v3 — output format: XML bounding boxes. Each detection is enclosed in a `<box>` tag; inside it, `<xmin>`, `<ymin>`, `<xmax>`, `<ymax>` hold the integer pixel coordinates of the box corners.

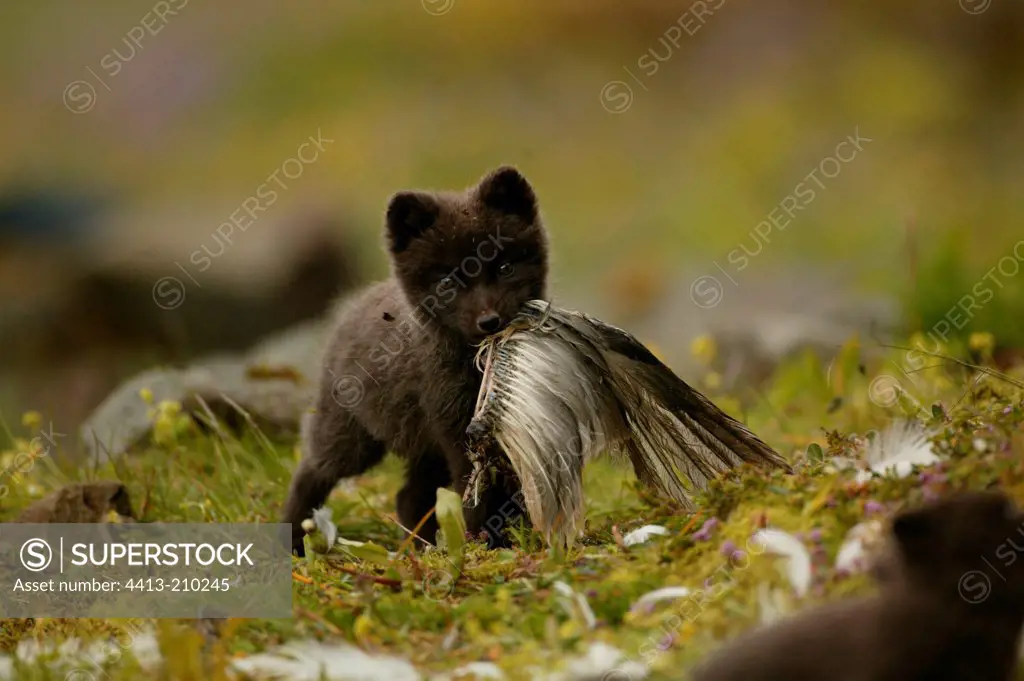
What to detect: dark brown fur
<box><xmin>282</xmin><ymin>167</ymin><xmax>548</xmax><ymax>552</ymax></box>
<box><xmin>689</xmin><ymin>491</ymin><xmax>1024</xmax><ymax>681</ymax></box>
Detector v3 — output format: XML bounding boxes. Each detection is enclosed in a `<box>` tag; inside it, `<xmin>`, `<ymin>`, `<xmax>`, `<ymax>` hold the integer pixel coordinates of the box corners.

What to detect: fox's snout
<box><xmin>476</xmin><ymin>311</ymin><xmax>503</xmax><ymax>334</ymax></box>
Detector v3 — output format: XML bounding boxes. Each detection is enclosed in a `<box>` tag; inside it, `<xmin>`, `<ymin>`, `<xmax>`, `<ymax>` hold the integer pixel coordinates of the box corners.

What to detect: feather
<box><xmin>12</xmin><ymin>631</ymin><xmax>162</xmax><ymax>678</ymax></box>
<box><xmin>631</xmin><ymin>586</ymin><xmax>693</xmax><ymax>612</ymax></box>
<box><xmin>230</xmin><ymin>641</ymin><xmax>420</xmax><ymax>681</ymax></box>
<box><xmin>541</xmin><ymin>642</ymin><xmax>649</xmax><ymax>681</ymax></box>
<box><xmin>752</xmin><ymin>529</ymin><xmax>812</xmax><ymax>596</ymax></box>
<box><xmin>622</xmin><ymin>524</ymin><xmax>670</xmax><ymax>547</ymax></box>
<box><xmin>441</xmin><ymin>662</ymin><xmax>505</xmax><ymax>680</ymax></box>
<box><xmin>312</xmin><ymin>506</ymin><xmax>338</xmax><ymax>549</ymax></box>
<box><xmin>854</xmin><ymin>421</ymin><xmax>938</xmax><ymax>483</ymax></box>
<box><xmin>756</xmin><ymin>583</ymin><xmax>794</xmax><ymax>625</ymax></box>
<box><xmin>834</xmin><ymin>519</ymin><xmax>885</xmax><ymax>574</ymax></box>
<box><xmin>553</xmin><ymin>581</ymin><xmax>598</xmax><ymax>630</ymax></box>
<box><xmin>468</xmin><ymin>300</ymin><xmax>789</xmax><ymax>547</ymax></box>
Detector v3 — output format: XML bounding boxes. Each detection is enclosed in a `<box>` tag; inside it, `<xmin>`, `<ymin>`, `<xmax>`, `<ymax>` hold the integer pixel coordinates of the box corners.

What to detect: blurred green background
<box><xmin>1</xmin><ymin>0</ymin><xmax>1023</xmax><ymax>436</ymax></box>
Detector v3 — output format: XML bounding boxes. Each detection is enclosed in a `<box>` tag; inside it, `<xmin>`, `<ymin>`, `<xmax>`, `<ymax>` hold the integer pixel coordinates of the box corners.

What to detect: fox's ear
<box><xmin>476</xmin><ymin>166</ymin><xmax>537</xmax><ymax>223</ymax></box>
<box><xmin>386</xmin><ymin>191</ymin><xmax>439</xmax><ymax>253</ymax></box>
<box><xmin>892</xmin><ymin>506</ymin><xmax>938</xmax><ymax>563</ymax></box>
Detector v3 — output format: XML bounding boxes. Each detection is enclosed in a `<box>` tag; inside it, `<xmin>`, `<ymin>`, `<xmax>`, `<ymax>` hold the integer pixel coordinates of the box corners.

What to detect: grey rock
<box><xmin>562</xmin><ymin>266</ymin><xmax>900</xmax><ymax>390</ymax></box>
<box><xmin>80</xmin><ymin>318</ymin><xmax>330</xmax><ymax>462</ymax></box>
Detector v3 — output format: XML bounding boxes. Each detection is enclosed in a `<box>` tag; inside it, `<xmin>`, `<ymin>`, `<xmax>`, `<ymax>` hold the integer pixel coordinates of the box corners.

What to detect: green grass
<box><xmin>906</xmin><ymin>231</ymin><xmax>1024</xmax><ymax>348</ymax></box>
<box><xmin>1</xmin><ymin>339</ymin><xmax>1023</xmax><ymax>679</ymax></box>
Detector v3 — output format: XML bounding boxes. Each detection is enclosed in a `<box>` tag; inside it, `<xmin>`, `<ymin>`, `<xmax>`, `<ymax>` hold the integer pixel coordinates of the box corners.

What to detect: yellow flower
<box><xmin>353</xmin><ymin>613</ymin><xmax>374</xmax><ymax>641</ymax></box>
<box><xmin>690</xmin><ymin>334</ymin><xmax>717</xmax><ymax>366</ymax></box>
<box><xmin>149</xmin><ymin>400</ymin><xmax>190</xmax><ymax>446</ymax></box>
<box><xmin>139</xmin><ymin>388</ymin><xmax>154</xmax><ymax>405</ymax></box>
<box><xmin>968</xmin><ymin>331</ymin><xmax>995</xmax><ymax>355</ymax></box>
<box><xmin>156</xmin><ymin>399</ymin><xmax>182</xmax><ymax>416</ymax></box>
<box><xmin>21</xmin><ymin>411</ymin><xmax>42</xmax><ymax>431</ymax></box>
<box><xmin>704</xmin><ymin>371</ymin><xmax>722</xmax><ymax>390</ymax></box>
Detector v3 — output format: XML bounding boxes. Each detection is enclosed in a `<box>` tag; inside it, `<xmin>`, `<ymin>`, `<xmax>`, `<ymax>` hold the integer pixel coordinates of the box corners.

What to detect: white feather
<box><xmin>312</xmin><ymin>506</ymin><xmax>338</xmax><ymax>548</ymax></box>
<box><xmin>439</xmin><ymin>662</ymin><xmax>505</xmax><ymax>680</ymax></box>
<box><xmin>752</xmin><ymin>529</ymin><xmax>812</xmax><ymax>597</ymax></box>
<box><xmin>834</xmin><ymin>536</ymin><xmax>867</xmax><ymax>574</ymax></box>
<box><xmin>631</xmin><ymin>586</ymin><xmax>693</xmax><ymax>612</ymax></box>
<box><xmin>834</xmin><ymin>520</ymin><xmax>885</xmax><ymax>574</ymax></box>
<box><xmin>231</xmin><ymin>641</ymin><xmax>419</xmax><ymax>681</ymax></box>
<box><xmin>756</xmin><ymin>583</ymin><xmax>793</xmax><ymax>625</ymax></box>
<box><xmin>553</xmin><ymin>581</ymin><xmax>597</xmax><ymax>630</ymax></box>
<box><xmin>540</xmin><ymin>642</ymin><xmax>649</xmax><ymax>681</ymax></box>
<box><xmin>10</xmin><ymin>631</ymin><xmax>162</xmax><ymax>678</ymax></box>
<box><xmin>854</xmin><ymin>421</ymin><xmax>938</xmax><ymax>482</ymax></box>
<box><xmin>121</xmin><ymin>631</ymin><xmax>163</xmax><ymax>671</ymax></box>
<box><xmin>622</xmin><ymin>525</ymin><xmax>669</xmax><ymax>546</ymax></box>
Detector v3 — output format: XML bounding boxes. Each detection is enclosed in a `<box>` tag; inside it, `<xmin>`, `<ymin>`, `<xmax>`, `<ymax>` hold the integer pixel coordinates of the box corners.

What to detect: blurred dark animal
<box><xmin>689</xmin><ymin>491</ymin><xmax>1024</xmax><ymax>681</ymax></box>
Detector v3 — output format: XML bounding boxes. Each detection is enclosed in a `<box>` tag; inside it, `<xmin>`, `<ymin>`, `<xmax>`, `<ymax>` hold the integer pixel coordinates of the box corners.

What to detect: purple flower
<box><xmin>809</xmin><ymin>529</ymin><xmax>823</xmax><ymax>543</ymax></box>
<box><xmin>719</xmin><ymin>540</ymin><xmax>738</xmax><ymax>557</ymax></box>
<box><xmin>864</xmin><ymin>500</ymin><xmax>885</xmax><ymax>515</ymax></box>
<box><xmin>692</xmin><ymin>517</ymin><xmax>720</xmax><ymax>541</ymax></box>
<box><xmin>922</xmin><ymin>486</ymin><xmax>941</xmax><ymax>502</ymax></box>
<box><xmin>658</xmin><ymin>633</ymin><xmax>676</xmax><ymax>651</ymax></box>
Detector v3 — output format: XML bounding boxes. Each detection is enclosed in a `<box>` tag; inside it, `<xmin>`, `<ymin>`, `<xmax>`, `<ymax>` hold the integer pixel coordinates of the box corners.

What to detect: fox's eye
<box><xmin>439</xmin><ymin>275</ymin><xmax>454</xmax><ymax>289</ymax></box>
<box><xmin>498</xmin><ymin>262</ymin><xmax>515</xmax><ymax>278</ymax></box>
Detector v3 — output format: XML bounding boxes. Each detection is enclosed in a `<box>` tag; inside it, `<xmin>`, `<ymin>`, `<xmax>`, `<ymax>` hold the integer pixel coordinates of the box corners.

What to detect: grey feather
<box><xmin>466</xmin><ymin>300</ymin><xmax>790</xmax><ymax>548</ymax></box>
